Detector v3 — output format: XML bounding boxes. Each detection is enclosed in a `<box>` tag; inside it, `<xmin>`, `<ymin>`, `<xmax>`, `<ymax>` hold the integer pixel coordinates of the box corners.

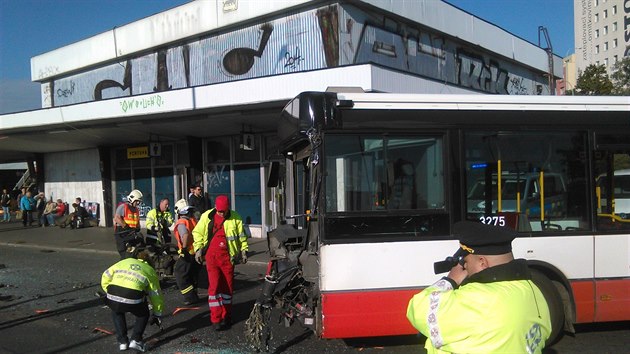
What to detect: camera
<box><xmin>433</xmin><ymin>255</ymin><xmax>464</xmax><ymax>274</ymax></box>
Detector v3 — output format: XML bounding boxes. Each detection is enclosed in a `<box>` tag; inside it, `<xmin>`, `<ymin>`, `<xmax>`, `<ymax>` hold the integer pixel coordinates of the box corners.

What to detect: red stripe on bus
<box><xmin>571</xmin><ymin>280</ymin><xmax>595</xmax><ymax>323</ymax></box>
<box><xmin>571</xmin><ymin>279</ymin><xmax>630</xmax><ymax>323</ymax></box>
<box><xmin>320</xmin><ymin>278</ymin><xmax>630</xmax><ymax>338</ymax></box>
<box><xmin>594</xmin><ymin>278</ymin><xmax>630</xmax><ymax>322</ymax></box>
<box><xmin>321</xmin><ymin>289</ymin><xmax>419</xmax><ymax>338</ymax></box>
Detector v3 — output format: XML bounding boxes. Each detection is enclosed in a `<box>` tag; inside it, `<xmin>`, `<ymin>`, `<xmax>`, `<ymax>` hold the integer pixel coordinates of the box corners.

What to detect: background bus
<box><xmin>467</xmin><ymin>170</ymin><xmax>568</xmax><ymax>227</ymax></box>
<box><xmin>597</xmin><ymin>168</ymin><xmax>630</xmax><ymax>221</ymax></box>
<box><xmin>246</xmin><ymin>91</ymin><xmax>630</xmax><ymax>350</ymax></box>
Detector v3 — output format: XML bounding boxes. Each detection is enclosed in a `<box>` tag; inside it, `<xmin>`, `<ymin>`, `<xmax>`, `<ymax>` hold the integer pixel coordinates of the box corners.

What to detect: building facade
<box><xmin>0</xmin><ymin>0</ymin><xmax>562</xmax><ymax>237</ymax></box>
<box><xmin>574</xmin><ymin>0</ymin><xmax>629</xmax><ymax>76</ymax></box>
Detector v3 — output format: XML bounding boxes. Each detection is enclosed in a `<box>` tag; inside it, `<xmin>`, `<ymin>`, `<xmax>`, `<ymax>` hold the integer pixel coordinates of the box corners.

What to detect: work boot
<box><xmin>183</xmin><ymin>293</ymin><xmax>200</xmax><ymax>306</ymax></box>
<box><xmin>119</xmin><ymin>342</ymin><xmax>128</xmax><ymax>351</ymax></box>
<box><xmin>215</xmin><ymin>318</ymin><xmax>230</xmax><ymax>331</ymax></box>
<box><xmin>214</xmin><ymin>321</ymin><xmax>224</xmax><ymax>331</ymax></box>
<box><xmin>129</xmin><ymin>339</ymin><xmax>146</xmax><ymax>352</ymax></box>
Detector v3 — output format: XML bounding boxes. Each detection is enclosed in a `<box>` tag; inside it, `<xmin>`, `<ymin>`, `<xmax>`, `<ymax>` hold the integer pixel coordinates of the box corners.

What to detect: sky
<box><xmin>0</xmin><ymin>0</ymin><xmax>575</xmax><ymax>115</ymax></box>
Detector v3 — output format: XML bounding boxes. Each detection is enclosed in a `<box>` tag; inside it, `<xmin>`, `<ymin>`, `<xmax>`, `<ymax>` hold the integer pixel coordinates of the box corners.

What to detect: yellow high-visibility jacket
<box><xmin>145</xmin><ymin>208</ymin><xmax>174</xmax><ymax>234</ymax></box>
<box><xmin>192</xmin><ymin>208</ymin><xmax>248</xmax><ymax>263</ymax></box>
<box><xmin>101</xmin><ymin>257</ymin><xmax>164</xmax><ymax>316</ymax></box>
<box><xmin>407</xmin><ymin>259</ymin><xmax>551</xmax><ymax>354</ymax></box>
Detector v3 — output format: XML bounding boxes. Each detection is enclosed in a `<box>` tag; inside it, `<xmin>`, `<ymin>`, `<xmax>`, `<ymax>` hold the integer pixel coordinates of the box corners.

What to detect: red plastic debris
<box><xmin>172</xmin><ymin>306</ymin><xmax>200</xmax><ymax>315</ymax></box>
<box><xmin>92</xmin><ymin>327</ymin><xmax>114</xmax><ymax>335</ymax></box>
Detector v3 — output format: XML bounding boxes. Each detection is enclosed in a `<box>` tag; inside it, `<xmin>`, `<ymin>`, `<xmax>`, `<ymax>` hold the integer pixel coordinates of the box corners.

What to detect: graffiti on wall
<box><xmin>207</xmin><ymin>165</ymin><xmax>230</xmax><ymax>189</ymax></box>
<box><xmin>50</xmin><ymin>4</ymin><xmax>550</xmax><ymax>106</ymax></box>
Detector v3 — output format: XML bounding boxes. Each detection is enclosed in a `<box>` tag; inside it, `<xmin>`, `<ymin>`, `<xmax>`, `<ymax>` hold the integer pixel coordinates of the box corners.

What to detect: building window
<box><xmin>614</xmin><ymin>55</ymin><xmax>618</xmax><ymax>63</ymax></box>
<box><xmin>613</xmin><ymin>22</ymin><xmax>617</xmax><ymax>31</ymax></box>
<box><xmin>594</xmin><ymin>0</ymin><xmax>598</xmax><ymax>6</ymax></box>
<box><xmin>604</xmin><ymin>58</ymin><xmax>609</xmax><ymax>66</ymax></box>
<box><xmin>595</xmin><ymin>29</ymin><xmax>600</xmax><ymax>38</ymax></box>
<box><xmin>603</xmin><ymin>9</ymin><xmax>607</xmax><ymax>18</ymax></box>
<box><xmin>595</xmin><ymin>45</ymin><xmax>599</xmax><ymax>54</ymax></box>
<box><xmin>604</xmin><ymin>26</ymin><xmax>608</xmax><ymax>35</ymax></box>
<box><xmin>604</xmin><ymin>42</ymin><xmax>608</xmax><ymax>51</ymax></box>
<box><xmin>613</xmin><ymin>39</ymin><xmax>617</xmax><ymax>48</ymax></box>
<box><xmin>595</xmin><ymin>13</ymin><xmax>599</xmax><ymax>22</ymax></box>
<box><xmin>612</xmin><ymin>5</ymin><xmax>617</xmax><ymax>14</ymax></box>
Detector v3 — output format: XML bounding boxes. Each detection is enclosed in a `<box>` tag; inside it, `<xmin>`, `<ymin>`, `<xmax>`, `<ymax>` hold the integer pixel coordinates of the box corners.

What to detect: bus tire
<box><xmin>529</xmin><ymin>269</ymin><xmax>565</xmax><ymax>346</ymax></box>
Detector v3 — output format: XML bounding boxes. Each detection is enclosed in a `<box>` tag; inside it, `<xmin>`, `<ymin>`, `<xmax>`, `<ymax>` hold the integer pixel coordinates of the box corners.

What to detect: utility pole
<box><xmin>538</xmin><ymin>26</ymin><xmax>555</xmax><ymax>95</ymax></box>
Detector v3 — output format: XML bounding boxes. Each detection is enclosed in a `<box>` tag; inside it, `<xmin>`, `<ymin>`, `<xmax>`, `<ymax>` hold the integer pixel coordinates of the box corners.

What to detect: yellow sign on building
<box><xmin>127</xmin><ymin>146</ymin><xmax>149</xmax><ymax>159</ymax></box>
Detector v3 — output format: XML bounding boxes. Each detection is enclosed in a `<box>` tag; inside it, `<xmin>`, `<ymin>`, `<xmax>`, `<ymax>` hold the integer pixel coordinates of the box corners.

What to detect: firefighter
<box><xmin>192</xmin><ymin>195</ymin><xmax>248</xmax><ymax>331</ymax></box>
<box><xmin>145</xmin><ymin>198</ymin><xmax>174</xmax><ymax>247</ymax></box>
<box><xmin>406</xmin><ymin>221</ymin><xmax>552</xmax><ymax>354</ymax></box>
<box><xmin>101</xmin><ymin>245</ymin><xmax>164</xmax><ymax>352</ymax></box>
<box><xmin>113</xmin><ymin>190</ymin><xmax>143</xmax><ymax>259</ymax></box>
<box><xmin>172</xmin><ymin>198</ymin><xmax>201</xmax><ymax>305</ymax></box>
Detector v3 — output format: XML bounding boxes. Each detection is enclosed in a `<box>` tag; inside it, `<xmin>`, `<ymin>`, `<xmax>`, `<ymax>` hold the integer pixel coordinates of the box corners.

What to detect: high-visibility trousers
<box><xmin>205</xmin><ymin>249</ymin><xmax>234</xmax><ymax>324</ymax></box>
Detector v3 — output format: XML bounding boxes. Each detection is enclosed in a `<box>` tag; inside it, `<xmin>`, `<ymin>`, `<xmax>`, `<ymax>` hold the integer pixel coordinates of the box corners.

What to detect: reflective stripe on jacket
<box><xmin>406</xmin><ymin>260</ymin><xmax>551</xmax><ymax>354</ymax></box>
<box><xmin>101</xmin><ymin>257</ymin><xmax>164</xmax><ymax>316</ymax></box>
<box><xmin>192</xmin><ymin>208</ymin><xmax>248</xmax><ymax>262</ymax></box>
<box><xmin>174</xmin><ymin>217</ymin><xmax>197</xmax><ymax>255</ymax></box>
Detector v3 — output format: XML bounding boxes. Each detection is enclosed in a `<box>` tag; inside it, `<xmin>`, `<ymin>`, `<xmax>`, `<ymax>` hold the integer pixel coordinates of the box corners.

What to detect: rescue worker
<box><xmin>101</xmin><ymin>245</ymin><xmax>164</xmax><ymax>352</ymax></box>
<box><xmin>192</xmin><ymin>195</ymin><xmax>248</xmax><ymax>331</ymax></box>
<box><xmin>407</xmin><ymin>221</ymin><xmax>552</xmax><ymax>354</ymax></box>
<box><xmin>172</xmin><ymin>198</ymin><xmax>201</xmax><ymax>305</ymax></box>
<box><xmin>114</xmin><ymin>190</ymin><xmax>143</xmax><ymax>259</ymax></box>
<box><xmin>145</xmin><ymin>198</ymin><xmax>174</xmax><ymax>246</ymax></box>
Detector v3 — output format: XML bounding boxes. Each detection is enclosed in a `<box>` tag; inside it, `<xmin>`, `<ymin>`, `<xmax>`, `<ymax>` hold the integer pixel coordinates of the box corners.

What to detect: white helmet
<box><xmin>174</xmin><ymin>198</ymin><xmax>193</xmax><ymax>215</ymax></box>
<box><xmin>127</xmin><ymin>189</ymin><xmax>143</xmax><ymax>204</ymax></box>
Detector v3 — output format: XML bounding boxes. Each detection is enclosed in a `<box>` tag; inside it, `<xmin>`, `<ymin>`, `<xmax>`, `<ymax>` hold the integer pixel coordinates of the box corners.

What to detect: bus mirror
<box><xmin>267</xmin><ymin>161</ymin><xmax>280</xmax><ymax>188</ymax></box>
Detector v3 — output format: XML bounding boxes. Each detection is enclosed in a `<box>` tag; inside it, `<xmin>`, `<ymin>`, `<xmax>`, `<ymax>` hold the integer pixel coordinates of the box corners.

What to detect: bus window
<box><xmin>325</xmin><ymin>135</ymin><xmax>444</xmax><ymax>212</ymax></box>
<box><xmin>594</xmin><ymin>150</ymin><xmax>630</xmax><ymax>230</ymax></box>
<box><xmin>464</xmin><ymin>131</ymin><xmax>589</xmax><ymax>232</ymax></box>
<box><xmin>322</xmin><ymin>134</ymin><xmax>448</xmax><ymax>240</ymax></box>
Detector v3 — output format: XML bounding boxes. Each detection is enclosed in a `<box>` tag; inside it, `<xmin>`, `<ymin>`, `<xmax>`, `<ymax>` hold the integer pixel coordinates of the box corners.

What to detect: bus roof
<box><xmin>335</xmin><ymin>92</ymin><xmax>630</xmax><ymax>112</ymax></box>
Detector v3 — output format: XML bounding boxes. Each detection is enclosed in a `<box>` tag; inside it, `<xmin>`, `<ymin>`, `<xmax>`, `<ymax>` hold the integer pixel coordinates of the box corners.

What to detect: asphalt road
<box><xmin>0</xmin><ymin>246</ymin><xmax>423</xmax><ymax>353</ymax></box>
<box><xmin>0</xmin><ymin>245</ymin><xmax>628</xmax><ymax>353</ymax></box>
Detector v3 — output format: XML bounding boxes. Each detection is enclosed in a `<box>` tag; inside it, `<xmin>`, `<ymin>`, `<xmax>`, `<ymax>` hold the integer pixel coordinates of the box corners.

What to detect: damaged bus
<box><xmin>245</xmin><ymin>91</ymin><xmax>630</xmax><ymax>351</ymax></box>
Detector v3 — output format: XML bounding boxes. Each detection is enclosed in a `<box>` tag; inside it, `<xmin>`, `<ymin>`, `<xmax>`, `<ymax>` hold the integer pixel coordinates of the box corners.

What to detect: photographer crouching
<box><xmin>407</xmin><ymin>221</ymin><xmax>552</xmax><ymax>354</ymax></box>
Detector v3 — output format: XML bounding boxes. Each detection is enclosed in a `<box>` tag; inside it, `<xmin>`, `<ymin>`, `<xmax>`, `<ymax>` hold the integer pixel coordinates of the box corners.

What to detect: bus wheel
<box><xmin>530</xmin><ymin>269</ymin><xmax>565</xmax><ymax>346</ymax></box>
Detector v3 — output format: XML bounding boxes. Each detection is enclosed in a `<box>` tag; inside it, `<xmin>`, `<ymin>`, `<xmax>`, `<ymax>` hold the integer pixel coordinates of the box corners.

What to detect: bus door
<box><xmin>593</xmin><ymin>134</ymin><xmax>630</xmax><ymax>321</ymax></box>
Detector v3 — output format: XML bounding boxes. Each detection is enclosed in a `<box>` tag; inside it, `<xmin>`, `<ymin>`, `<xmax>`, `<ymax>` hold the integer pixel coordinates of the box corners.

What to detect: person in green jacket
<box><xmin>145</xmin><ymin>198</ymin><xmax>174</xmax><ymax>246</ymax></box>
<box><xmin>407</xmin><ymin>221</ymin><xmax>552</xmax><ymax>354</ymax></box>
<box><xmin>101</xmin><ymin>247</ymin><xmax>165</xmax><ymax>352</ymax></box>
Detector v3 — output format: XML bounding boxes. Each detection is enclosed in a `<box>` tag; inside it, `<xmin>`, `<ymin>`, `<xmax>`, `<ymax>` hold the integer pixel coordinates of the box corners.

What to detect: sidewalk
<box><xmin>0</xmin><ymin>220</ymin><xmax>270</xmax><ymax>265</ymax></box>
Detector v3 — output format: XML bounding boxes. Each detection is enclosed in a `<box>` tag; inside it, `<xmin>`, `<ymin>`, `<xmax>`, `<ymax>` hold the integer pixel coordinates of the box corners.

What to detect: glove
<box><xmin>195</xmin><ymin>250</ymin><xmax>204</xmax><ymax>264</ymax></box>
<box><xmin>241</xmin><ymin>250</ymin><xmax>248</xmax><ymax>264</ymax></box>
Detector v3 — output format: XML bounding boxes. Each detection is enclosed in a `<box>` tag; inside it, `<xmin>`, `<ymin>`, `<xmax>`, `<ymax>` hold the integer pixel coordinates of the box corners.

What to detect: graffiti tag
<box><xmin>207</xmin><ymin>165</ymin><xmax>229</xmax><ymax>189</ymax></box>
<box><xmin>57</xmin><ymin>81</ymin><xmax>76</xmax><ymax>98</ymax></box>
<box><xmin>284</xmin><ymin>47</ymin><xmax>305</xmax><ymax>70</ymax></box>
<box><xmin>457</xmin><ymin>49</ymin><xmax>509</xmax><ymax>94</ymax></box>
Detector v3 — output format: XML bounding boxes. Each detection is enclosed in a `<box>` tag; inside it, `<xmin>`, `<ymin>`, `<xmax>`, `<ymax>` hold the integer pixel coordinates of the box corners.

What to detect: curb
<box><xmin>0</xmin><ymin>242</ymin><xmax>118</xmax><ymax>255</ymax></box>
<box><xmin>0</xmin><ymin>242</ymin><xmax>269</xmax><ymax>266</ymax></box>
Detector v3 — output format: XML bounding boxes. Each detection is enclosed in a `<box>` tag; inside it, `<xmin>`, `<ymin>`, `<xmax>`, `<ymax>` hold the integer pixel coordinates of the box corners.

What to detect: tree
<box><xmin>574</xmin><ymin>64</ymin><xmax>613</xmax><ymax>95</ymax></box>
<box><xmin>611</xmin><ymin>57</ymin><xmax>630</xmax><ymax>95</ymax></box>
